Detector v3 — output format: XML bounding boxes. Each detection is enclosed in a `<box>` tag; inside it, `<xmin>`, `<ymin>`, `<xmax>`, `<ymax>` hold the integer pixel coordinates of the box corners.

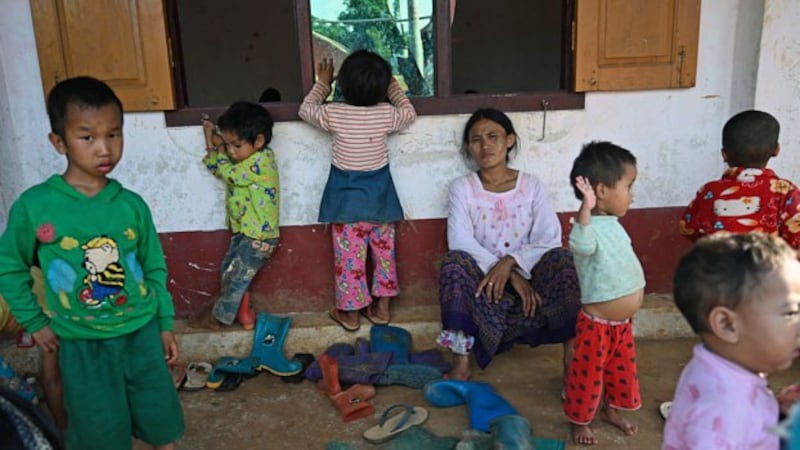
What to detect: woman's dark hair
<box><xmin>337</xmin><ymin>50</ymin><xmax>392</xmax><ymax>107</ymax></box>
<box><xmin>216</xmin><ymin>101</ymin><xmax>274</xmax><ymax>146</ymax></box>
<box><xmin>461</xmin><ymin>108</ymin><xmax>518</xmax><ymax>160</ymax></box>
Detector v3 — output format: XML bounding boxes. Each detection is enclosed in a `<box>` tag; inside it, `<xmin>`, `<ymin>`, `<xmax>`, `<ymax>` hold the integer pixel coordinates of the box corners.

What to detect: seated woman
<box><xmin>437</xmin><ymin>108</ymin><xmax>581</xmax><ymax>380</ymax></box>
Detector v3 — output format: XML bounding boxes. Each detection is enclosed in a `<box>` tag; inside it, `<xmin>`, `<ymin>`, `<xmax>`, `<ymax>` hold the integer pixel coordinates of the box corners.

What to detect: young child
<box><xmin>663</xmin><ymin>232</ymin><xmax>800</xmax><ymax>449</ymax></box>
<box><xmin>298</xmin><ymin>50</ymin><xmax>417</xmax><ymax>331</ymax></box>
<box><xmin>0</xmin><ymin>76</ymin><xmax>184</xmax><ymax>449</ymax></box>
<box><xmin>680</xmin><ymin>110</ymin><xmax>800</xmax><ymax>249</ymax></box>
<box><xmin>565</xmin><ymin>141</ymin><xmax>645</xmax><ymax>445</ymax></box>
<box><xmin>188</xmin><ymin>101</ymin><xmax>280</xmax><ymax>331</ymax></box>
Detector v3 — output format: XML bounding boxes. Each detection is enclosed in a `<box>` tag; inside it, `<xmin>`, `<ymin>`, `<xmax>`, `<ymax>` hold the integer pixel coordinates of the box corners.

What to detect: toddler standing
<box><xmin>565</xmin><ymin>141</ymin><xmax>645</xmax><ymax>445</ymax></box>
<box><xmin>663</xmin><ymin>232</ymin><xmax>800</xmax><ymax>449</ymax></box>
<box><xmin>298</xmin><ymin>50</ymin><xmax>417</xmax><ymax>331</ymax></box>
<box><xmin>189</xmin><ymin>101</ymin><xmax>280</xmax><ymax>330</ymax></box>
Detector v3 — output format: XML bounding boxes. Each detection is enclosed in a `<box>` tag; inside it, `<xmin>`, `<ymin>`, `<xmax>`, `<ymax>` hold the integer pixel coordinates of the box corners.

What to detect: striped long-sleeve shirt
<box><xmin>298</xmin><ymin>79</ymin><xmax>417</xmax><ymax>171</ymax></box>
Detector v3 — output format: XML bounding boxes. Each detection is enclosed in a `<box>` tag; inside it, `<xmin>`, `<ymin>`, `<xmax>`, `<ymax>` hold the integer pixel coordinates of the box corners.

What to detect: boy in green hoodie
<box><xmin>0</xmin><ymin>76</ymin><xmax>184</xmax><ymax>449</ymax></box>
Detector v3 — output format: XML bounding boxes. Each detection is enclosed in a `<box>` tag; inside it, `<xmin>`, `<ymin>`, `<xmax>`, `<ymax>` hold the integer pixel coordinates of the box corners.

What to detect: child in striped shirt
<box><xmin>299</xmin><ymin>50</ymin><xmax>417</xmax><ymax>332</ymax></box>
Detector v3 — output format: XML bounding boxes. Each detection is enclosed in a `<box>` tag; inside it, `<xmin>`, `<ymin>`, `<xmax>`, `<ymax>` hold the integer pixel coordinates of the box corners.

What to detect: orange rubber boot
<box><xmin>236</xmin><ymin>292</ymin><xmax>256</xmax><ymax>330</ymax></box>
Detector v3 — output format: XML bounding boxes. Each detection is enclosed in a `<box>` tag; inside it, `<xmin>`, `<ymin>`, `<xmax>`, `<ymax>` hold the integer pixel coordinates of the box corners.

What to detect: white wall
<box><xmin>0</xmin><ymin>0</ymin><xmax>768</xmax><ymax>233</ymax></box>
<box><xmin>755</xmin><ymin>0</ymin><xmax>800</xmax><ymax>183</ymax></box>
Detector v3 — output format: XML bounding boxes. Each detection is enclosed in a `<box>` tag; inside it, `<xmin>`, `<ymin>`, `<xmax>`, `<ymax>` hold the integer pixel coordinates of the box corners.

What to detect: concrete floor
<box><xmin>126</xmin><ymin>338</ymin><xmax>800</xmax><ymax>450</ymax></box>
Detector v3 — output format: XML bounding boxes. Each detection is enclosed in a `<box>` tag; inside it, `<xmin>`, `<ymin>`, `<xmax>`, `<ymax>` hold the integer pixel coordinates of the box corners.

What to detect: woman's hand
<box><xmin>475</xmin><ymin>255</ymin><xmax>516</xmax><ymax>303</ymax></box>
<box><xmin>509</xmin><ymin>271</ymin><xmax>541</xmax><ymax>317</ymax></box>
<box><xmin>317</xmin><ymin>58</ymin><xmax>335</xmax><ymax>87</ymax></box>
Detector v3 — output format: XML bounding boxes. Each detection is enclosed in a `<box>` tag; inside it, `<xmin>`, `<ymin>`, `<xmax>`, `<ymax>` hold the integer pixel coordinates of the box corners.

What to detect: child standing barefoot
<box><xmin>664</xmin><ymin>232</ymin><xmax>800</xmax><ymax>449</ymax></box>
<box><xmin>299</xmin><ymin>50</ymin><xmax>417</xmax><ymax>331</ymax></box>
<box><xmin>565</xmin><ymin>142</ymin><xmax>645</xmax><ymax>445</ymax></box>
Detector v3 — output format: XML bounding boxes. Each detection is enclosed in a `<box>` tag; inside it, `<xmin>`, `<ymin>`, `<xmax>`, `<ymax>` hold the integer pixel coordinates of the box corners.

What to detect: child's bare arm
<box><xmin>201</xmin><ymin>114</ymin><xmax>223</xmax><ymax>152</ymax></box>
<box><xmin>575</xmin><ymin>176</ymin><xmax>596</xmax><ymax>225</ymax></box>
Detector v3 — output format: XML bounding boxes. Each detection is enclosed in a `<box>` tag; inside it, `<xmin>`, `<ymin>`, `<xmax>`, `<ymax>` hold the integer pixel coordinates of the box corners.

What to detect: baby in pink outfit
<box><xmin>663</xmin><ymin>233</ymin><xmax>800</xmax><ymax>450</ymax></box>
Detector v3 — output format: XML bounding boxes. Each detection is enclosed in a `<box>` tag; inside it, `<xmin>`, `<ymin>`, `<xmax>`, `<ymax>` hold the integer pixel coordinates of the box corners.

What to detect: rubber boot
<box><xmin>423</xmin><ymin>380</ymin><xmax>517</xmax><ymax>432</ymax></box>
<box><xmin>250</xmin><ymin>312</ymin><xmax>302</xmax><ymax>376</ymax></box>
<box><xmin>236</xmin><ymin>291</ymin><xmax>256</xmax><ymax>330</ymax></box>
<box><xmin>318</xmin><ymin>355</ymin><xmax>376</xmax><ymax>422</ymax></box>
<box><xmin>370</xmin><ymin>325</ymin><xmax>412</xmax><ymax>364</ymax></box>
<box><xmin>490</xmin><ymin>415</ymin><xmax>535</xmax><ymax>450</ymax></box>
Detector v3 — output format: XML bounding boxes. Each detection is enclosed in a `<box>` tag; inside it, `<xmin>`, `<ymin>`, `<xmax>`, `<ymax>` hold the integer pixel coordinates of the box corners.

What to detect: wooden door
<box><xmin>30</xmin><ymin>0</ymin><xmax>175</xmax><ymax>110</ymax></box>
<box><xmin>574</xmin><ymin>0</ymin><xmax>701</xmax><ymax>91</ymax></box>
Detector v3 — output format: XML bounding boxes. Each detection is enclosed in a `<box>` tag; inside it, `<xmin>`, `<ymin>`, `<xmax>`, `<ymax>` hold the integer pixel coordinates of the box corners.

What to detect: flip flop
<box><xmin>329</xmin><ymin>308</ymin><xmax>360</xmax><ymax>332</ymax></box>
<box><xmin>363</xmin><ymin>404</ymin><xmax>429</xmax><ymax>444</ymax></box>
<box><xmin>183</xmin><ymin>362</ymin><xmax>212</xmax><ymax>391</ymax></box>
<box><xmin>360</xmin><ymin>304</ymin><xmax>390</xmax><ymax>325</ymax></box>
<box><xmin>659</xmin><ymin>401</ymin><xmax>672</xmax><ymax>420</ymax></box>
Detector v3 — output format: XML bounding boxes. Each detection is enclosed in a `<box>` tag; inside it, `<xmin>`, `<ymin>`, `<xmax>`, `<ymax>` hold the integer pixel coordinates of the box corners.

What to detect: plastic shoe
<box><xmin>318</xmin><ymin>354</ymin><xmax>376</xmax><ymax>422</ymax></box>
<box><xmin>250</xmin><ymin>312</ymin><xmax>303</xmax><ymax>376</ymax></box>
<box><xmin>423</xmin><ymin>379</ymin><xmax>517</xmax><ymax>432</ymax></box>
<box><xmin>374</xmin><ymin>364</ymin><xmax>443</xmax><ymax>389</ymax></box>
<box><xmin>370</xmin><ymin>325</ymin><xmax>412</xmax><ymax>364</ymax></box>
<box><xmin>206</xmin><ymin>356</ymin><xmax>257</xmax><ymax>389</ymax></box>
<box><xmin>236</xmin><ymin>291</ymin><xmax>256</xmax><ymax>330</ymax></box>
<box><xmin>490</xmin><ymin>415</ymin><xmax>534</xmax><ymax>450</ymax></box>
<box><xmin>0</xmin><ymin>355</ymin><xmax>37</xmax><ymax>404</ymax></box>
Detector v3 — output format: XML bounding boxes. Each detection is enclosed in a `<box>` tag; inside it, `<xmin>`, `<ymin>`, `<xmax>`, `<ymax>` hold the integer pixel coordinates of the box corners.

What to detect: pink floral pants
<box><xmin>332</xmin><ymin>222</ymin><xmax>398</xmax><ymax>310</ymax></box>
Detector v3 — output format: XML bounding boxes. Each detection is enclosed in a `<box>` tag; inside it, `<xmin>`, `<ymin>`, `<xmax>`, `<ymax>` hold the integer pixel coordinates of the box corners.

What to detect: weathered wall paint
<box><xmin>0</xmin><ymin>1</ymin><xmax>766</xmax><ymax>233</ymax></box>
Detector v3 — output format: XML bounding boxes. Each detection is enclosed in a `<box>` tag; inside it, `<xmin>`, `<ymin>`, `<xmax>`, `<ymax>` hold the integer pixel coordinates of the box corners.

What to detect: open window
<box><xmin>29</xmin><ymin>0</ymin><xmax>700</xmax><ymax>123</ymax></box>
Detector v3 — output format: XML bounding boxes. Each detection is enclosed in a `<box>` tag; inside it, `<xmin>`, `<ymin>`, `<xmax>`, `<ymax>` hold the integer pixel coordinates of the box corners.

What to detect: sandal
<box><xmin>659</xmin><ymin>401</ymin><xmax>672</xmax><ymax>420</ymax></box>
<box><xmin>183</xmin><ymin>362</ymin><xmax>212</xmax><ymax>391</ymax></box>
<box><xmin>363</xmin><ymin>404</ymin><xmax>429</xmax><ymax>444</ymax></box>
<box><xmin>329</xmin><ymin>308</ymin><xmax>360</xmax><ymax>332</ymax></box>
<box><xmin>360</xmin><ymin>303</ymin><xmax>390</xmax><ymax>326</ymax></box>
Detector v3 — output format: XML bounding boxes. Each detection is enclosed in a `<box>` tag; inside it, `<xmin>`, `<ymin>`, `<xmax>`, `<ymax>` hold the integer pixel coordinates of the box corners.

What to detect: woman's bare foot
<box><xmin>187</xmin><ymin>306</ymin><xmax>222</xmax><ymax>330</ymax></box>
<box><xmin>601</xmin><ymin>405</ymin><xmax>638</xmax><ymax>436</ymax></box>
<box><xmin>570</xmin><ymin>423</ymin><xmax>598</xmax><ymax>445</ymax></box>
<box><xmin>445</xmin><ymin>354</ymin><xmax>472</xmax><ymax>380</ymax></box>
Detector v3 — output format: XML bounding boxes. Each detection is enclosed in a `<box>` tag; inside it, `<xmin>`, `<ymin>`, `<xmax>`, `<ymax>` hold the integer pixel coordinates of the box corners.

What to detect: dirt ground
<box><xmin>117</xmin><ymin>338</ymin><xmax>795</xmax><ymax>449</ymax></box>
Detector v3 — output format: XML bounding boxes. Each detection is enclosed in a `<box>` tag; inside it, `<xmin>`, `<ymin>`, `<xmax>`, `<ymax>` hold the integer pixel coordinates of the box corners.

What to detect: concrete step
<box><xmin>1</xmin><ymin>294</ymin><xmax>692</xmax><ymax>375</ymax></box>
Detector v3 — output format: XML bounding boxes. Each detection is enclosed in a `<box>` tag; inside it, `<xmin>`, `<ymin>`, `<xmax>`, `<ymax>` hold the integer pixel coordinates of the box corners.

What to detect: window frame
<box><xmin>164</xmin><ymin>0</ymin><xmax>583</xmax><ymax>126</ymax></box>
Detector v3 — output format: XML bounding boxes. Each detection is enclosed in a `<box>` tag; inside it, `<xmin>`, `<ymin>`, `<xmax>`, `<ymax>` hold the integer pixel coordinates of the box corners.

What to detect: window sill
<box><xmin>164</xmin><ymin>91</ymin><xmax>584</xmax><ymax>127</ymax></box>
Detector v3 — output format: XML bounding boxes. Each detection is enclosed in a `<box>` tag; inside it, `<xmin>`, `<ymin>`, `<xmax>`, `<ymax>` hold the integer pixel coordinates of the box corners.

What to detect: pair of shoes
<box><xmin>329</xmin><ymin>308</ymin><xmax>360</xmax><ymax>332</ymax></box>
<box><xmin>360</xmin><ymin>303</ymin><xmax>390</xmax><ymax>325</ymax></box>
<box><xmin>659</xmin><ymin>401</ymin><xmax>672</xmax><ymax>420</ymax></box>
<box><xmin>424</xmin><ymin>379</ymin><xmax>517</xmax><ymax>432</ymax></box>
<box><xmin>363</xmin><ymin>404</ymin><xmax>429</xmax><ymax>443</ymax></box>
<box><xmin>318</xmin><ymin>354</ymin><xmax>376</xmax><ymax>422</ymax></box>
<box><xmin>183</xmin><ymin>362</ymin><xmax>212</xmax><ymax>391</ymax></box>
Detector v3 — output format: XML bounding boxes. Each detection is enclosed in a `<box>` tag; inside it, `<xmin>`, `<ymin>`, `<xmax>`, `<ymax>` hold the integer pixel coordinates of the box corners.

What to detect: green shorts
<box><xmin>59</xmin><ymin>319</ymin><xmax>184</xmax><ymax>449</ymax></box>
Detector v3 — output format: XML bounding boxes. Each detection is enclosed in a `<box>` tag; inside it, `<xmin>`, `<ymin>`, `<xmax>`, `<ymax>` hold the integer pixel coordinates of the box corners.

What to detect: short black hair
<box><xmin>673</xmin><ymin>232</ymin><xmax>795</xmax><ymax>334</ymax></box>
<box><xmin>258</xmin><ymin>87</ymin><xmax>281</xmax><ymax>103</ymax></box>
<box><xmin>569</xmin><ymin>141</ymin><xmax>637</xmax><ymax>200</ymax></box>
<box><xmin>216</xmin><ymin>101</ymin><xmax>274</xmax><ymax>146</ymax></box>
<box><xmin>722</xmin><ymin>110</ymin><xmax>780</xmax><ymax>167</ymax></box>
<box><xmin>337</xmin><ymin>50</ymin><xmax>392</xmax><ymax>107</ymax></box>
<box><xmin>461</xmin><ymin>108</ymin><xmax>518</xmax><ymax>160</ymax></box>
<box><xmin>46</xmin><ymin>76</ymin><xmax>123</xmax><ymax>139</ymax></box>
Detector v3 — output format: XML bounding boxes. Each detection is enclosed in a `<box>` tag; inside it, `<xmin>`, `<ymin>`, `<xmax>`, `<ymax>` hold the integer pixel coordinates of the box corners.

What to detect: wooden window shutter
<box><xmin>30</xmin><ymin>0</ymin><xmax>175</xmax><ymax>111</ymax></box>
<box><xmin>573</xmin><ymin>0</ymin><xmax>701</xmax><ymax>92</ymax></box>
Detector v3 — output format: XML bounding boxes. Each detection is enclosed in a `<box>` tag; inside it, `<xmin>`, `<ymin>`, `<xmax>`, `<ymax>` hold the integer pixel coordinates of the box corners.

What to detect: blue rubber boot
<box><xmin>370</xmin><ymin>325</ymin><xmax>412</xmax><ymax>364</ymax></box>
<box><xmin>250</xmin><ymin>312</ymin><xmax>303</xmax><ymax>376</ymax></box>
<box><xmin>490</xmin><ymin>415</ymin><xmax>534</xmax><ymax>450</ymax></box>
<box><xmin>423</xmin><ymin>380</ymin><xmax>517</xmax><ymax>432</ymax></box>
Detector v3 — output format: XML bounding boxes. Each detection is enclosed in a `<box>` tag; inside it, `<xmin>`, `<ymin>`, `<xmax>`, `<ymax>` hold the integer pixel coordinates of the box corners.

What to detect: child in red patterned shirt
<box><xmin>680</xmin><ymin>110</ymin><xmax>800</xmax><ymax>250</ymax></box>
